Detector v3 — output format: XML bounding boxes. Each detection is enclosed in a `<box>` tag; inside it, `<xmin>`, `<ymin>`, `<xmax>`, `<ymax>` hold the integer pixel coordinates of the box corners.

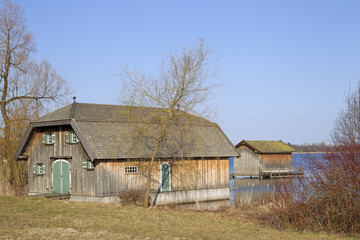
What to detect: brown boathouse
<box><xmin>234</xmin><ymin>140</ymin><xmax>295</xmax><ymax>178</ymax></box>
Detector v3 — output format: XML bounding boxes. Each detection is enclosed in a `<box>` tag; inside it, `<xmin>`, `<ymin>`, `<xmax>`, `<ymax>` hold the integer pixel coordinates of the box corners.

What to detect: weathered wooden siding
<box><xmin>96</xmin><ymin>161</ymin><xmax>146</xmax><ymax>196</ymax></box>
<box><xmin>171</xmin><ymin>158</ymin><xmax>229</xmax><ymax>191</ymax></box>
<box><xmin>95</xmin><ymin>158</ymin><xmax>229</xmax><ymax>196</ymax></box>
<box><xmin>234</xmin><ymin>145</ymin><xmax>293</xmax><ymax>176</ymax></box>
<box><xmin>25</xmin><ymin>126</ymin><xmax>96</xmax><ymax>196</ymax></box>
<box><xmin>234</xmin><ymin>147</ymin><xmax>259</xmax><ymax>176</ymax></box>
<box><xmin>260</xmin><ymin>153</ymin><xmax>292</xmax><ymax>169</ymax></box>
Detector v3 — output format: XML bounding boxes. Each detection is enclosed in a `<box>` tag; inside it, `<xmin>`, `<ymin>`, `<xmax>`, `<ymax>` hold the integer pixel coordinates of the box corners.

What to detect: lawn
<box><xmin>0</xmin><ymin>196</ymin><xmax>353</xmax><ymax>239</ymax></box>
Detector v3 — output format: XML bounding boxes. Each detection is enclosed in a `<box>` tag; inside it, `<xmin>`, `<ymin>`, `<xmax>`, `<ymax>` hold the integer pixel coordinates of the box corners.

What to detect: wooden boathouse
<box><xmin>14</xmin><ymin>102</ymin><xmax>238</xmax><ymax>205</ymax></box>
<box><xmin>233</xmin><ymin>140</ymin><xmax>296</xmax><ymax>178</ymax></box>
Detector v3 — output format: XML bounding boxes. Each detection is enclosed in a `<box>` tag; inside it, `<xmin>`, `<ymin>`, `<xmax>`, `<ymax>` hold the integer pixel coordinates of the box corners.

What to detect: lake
<box><xmin>177</xmin><ymin>153</ymin><xmax>325</xmax><ymax>210</ymax></box>
<box><xmin>229</xmin><ymin>153</ymin><xmax>327</xmax><ymax>201</ymax></box>
<box><xmin>229</xmin><ymin>152</ymin><xmax>327</xmax><ymax>174</ymax></box>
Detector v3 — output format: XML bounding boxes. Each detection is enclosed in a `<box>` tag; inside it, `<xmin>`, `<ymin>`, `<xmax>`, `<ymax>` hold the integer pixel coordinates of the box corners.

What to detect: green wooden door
<box><xmin>53</xmin><ymin>161</ymin><xmax>61</xmax><ymax>193</ymax></box>
<box><xmin>161</xmin><ymin>163</ymin><xmax>170</xmax><ymax>192</ymax></box>
<box><xmin>53</xmin><ymin>160</ymin><xmax>70</xmax><ymax>194</ymax></box>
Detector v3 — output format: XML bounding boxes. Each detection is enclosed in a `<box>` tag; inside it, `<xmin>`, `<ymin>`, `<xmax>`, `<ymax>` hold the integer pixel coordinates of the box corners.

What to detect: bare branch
<box><xmin>118</xmin><ymin>39</ymin><xmax>219</xmax><ymax>207</ymax></box>
<box><xmin>0</xmin><ymin>0</ymin><xmax>72</xmax><ymax>161</ymax></box>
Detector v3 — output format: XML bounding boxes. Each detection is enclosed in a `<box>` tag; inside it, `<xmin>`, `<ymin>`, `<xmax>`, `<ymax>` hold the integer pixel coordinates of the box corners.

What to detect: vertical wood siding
<box><xmin>234</xmin><ymin>147</ymin><xmax>260</xmax><ymax>176</ymax></box>
<box><xmin>260</xmin><ymin>153</ymin><xmax>292</xmax><ymax>169</ymax></box>
<box><xmin>25</xmin><ymin>126</ymin><xmax>96</xmax><ymax>196</ymax></box>
<box><xmin>96</xmin><ymin>158</ymin><xmax>229</xmax><ymax>196</ymax></box>
<box><xmin>234</xmin><ymin>145</ymin><xmax>292</xmax><ymax>176</ymax></box>
<box><xmin>235</xmin><ymin>145</ymin><xmax>293</xmax><ymax>175</ymax></box>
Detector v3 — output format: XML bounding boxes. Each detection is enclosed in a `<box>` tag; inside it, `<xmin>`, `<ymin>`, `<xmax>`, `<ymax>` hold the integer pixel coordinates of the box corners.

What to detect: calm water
<box><xmin>229</xmin><ymin>177</ymin><xmax>292</xmax><ymax>203</ymax></box>
<box><xmin>177</xmin><ymin>153</ymin><xmax>325</xmax><ymax>210</ymax></box>
<box><xmin>292</xmin><ymin>152</ymin><xmax>326</xmax><ymax>169</ymax></box>
<box><xmin>229</xmin><ymin>153</ymin><xmax>327</xmax><ymax>203</ymax></box>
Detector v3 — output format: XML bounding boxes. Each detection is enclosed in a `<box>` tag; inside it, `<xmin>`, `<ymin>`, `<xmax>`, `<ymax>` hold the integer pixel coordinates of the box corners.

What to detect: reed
<box><xmin>271</xmin><ymin>146</ymin><xmax>360</xmax><ymax>235</ymax></box>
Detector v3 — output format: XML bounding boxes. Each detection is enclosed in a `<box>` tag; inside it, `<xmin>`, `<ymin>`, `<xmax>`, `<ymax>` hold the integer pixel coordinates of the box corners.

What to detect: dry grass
<box><xmin>0</xmin><ymin>171</ymin><xmax>15</xmax><ymax>196</ymax></box>
<box><xmin>0</xmin><ymin>196</ymin><xmax>353</xmax><ymax>240</ymax></box>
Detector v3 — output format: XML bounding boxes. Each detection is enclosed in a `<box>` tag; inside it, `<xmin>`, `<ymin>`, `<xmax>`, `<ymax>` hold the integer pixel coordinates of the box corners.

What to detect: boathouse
<box><xmin>234</xmin><ymin>140</ymin><xmax>295</xmax><ymax>178</ymax></box>
<box><xmin>14</xmin><ymin>102</ymin><xmax>238</xmax><ymax>205</ymax></box>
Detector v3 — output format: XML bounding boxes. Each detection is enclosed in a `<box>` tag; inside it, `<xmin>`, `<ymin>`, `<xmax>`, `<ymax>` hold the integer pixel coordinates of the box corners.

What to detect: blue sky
<box><xmin>15</xmin><ymin>0</ymin><xmax>360</xmax><ymax>145</ymax></box>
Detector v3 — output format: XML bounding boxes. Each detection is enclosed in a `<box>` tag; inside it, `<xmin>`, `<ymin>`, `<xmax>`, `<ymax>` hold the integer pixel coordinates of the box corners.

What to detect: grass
<box><xmin>0</xmin><ymin>196</ymin><xmax>354</xmax><ymax>240</ymax></box>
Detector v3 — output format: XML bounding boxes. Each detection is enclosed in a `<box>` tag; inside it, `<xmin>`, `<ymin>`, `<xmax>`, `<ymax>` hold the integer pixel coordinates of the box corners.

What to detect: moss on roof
<box><xmin>29</xmin><ymin>103</ymin><xmax>239</xmax><ymax>159</ymax></box>
<box><xmin>236</xmin><ymin>140</ymin><xmax>295</xmax><ymax>153</ymax></box>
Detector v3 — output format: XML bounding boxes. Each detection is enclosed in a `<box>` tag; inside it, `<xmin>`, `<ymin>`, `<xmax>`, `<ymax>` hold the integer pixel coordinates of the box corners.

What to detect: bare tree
<box><xmin>120</xmin><ymin>39</ymin><xmax>218</xmax><ymax>207</ymax></box>
<box><xmin>332</xmin><ymin>81</ymin><xmax>360</xmax><ymax>148</ymax></box>
<box><xmin>0</xmin><ymin>0</ymin><xmax>71</xmax><ymax>193</ymax></box>
<box><xmin>272</xmin><ymin>81</ymin><xmax>360</xmax><ymax>234</ymax></box>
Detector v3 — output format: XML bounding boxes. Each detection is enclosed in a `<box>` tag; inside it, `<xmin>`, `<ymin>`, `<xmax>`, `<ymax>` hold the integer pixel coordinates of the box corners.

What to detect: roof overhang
<box><xmin>235</xmin><ymin>140</ymin><xmax>294</xmax><ymax>154</ymax></box>
<box><xmin>257</xmin><ymin>152</ymin><xmax>293</xmax><ymax>154</ymax></box>
<box><xmin>215</xmin><ymin>123</ymin><xmax>240</xmax><ymax>157</ymax></box>
<box><xmin>235</xmin><ymin>140</ymin><xmax>259</xmax><ymax>152</ymax></box>
<box><xmin>70</xmin><ymin>119</ymin><xmax>96</xmax><ymax>161</ymax></box>
<box><xmin>13</xmin><ymin>119</ymin><xmax>96</xmax><ymax>162</ymax></box>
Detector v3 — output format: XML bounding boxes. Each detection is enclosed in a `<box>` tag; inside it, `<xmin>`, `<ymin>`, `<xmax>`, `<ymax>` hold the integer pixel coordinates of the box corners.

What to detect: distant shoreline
<box><xmin>293</xmin><ymin>152</ymin><xmax>325</xmax><ymax>154</ymax></box>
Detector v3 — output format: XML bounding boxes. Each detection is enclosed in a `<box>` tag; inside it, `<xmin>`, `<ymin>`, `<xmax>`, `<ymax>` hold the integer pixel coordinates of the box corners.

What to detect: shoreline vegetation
<box><xmin>292</xmin><ymin>152</ymin><xmax>326</xmax><ymax>154</ymax></box>
<box><xmin>0</xmin><ymin>196</ymin><xmax>353</xmax><ymax>240</ymax></box>
<box><xmin>288</xmin><ymin>142</ymin><xmax>333</xmax><ymax>153</ymax></box>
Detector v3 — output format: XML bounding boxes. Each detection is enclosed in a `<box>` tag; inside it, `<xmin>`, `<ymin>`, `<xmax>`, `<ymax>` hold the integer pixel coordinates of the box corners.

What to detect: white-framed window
<box><xmin>33</xmin><ymin>163</ymin><xmax>46</xmax><ymax>175</ymax></box>
<box><xmin>82</xmin><ymin>160</ymin><xmax>94</xmax><ymax>170</ymax></box>
<box><xmin>124</xmin><ymin>166</ymin><xmax>138</xmax><ymax>174</ymax></box>
<box><xmin>42</xmin><ymin>133</ymin><xmax>55</xmax><ymax>145</ymax></box>
<box><xmin>66</xmin><ymin>132</ymin><xmax>79</xmax><ymax>144</ymax></box>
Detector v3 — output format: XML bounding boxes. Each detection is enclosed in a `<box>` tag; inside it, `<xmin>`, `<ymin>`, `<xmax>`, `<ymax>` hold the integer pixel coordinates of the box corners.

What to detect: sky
<box><xmin>14</xmin><ymin>0</ymin><xmax>360</xmax><ymax>145</ymax></box>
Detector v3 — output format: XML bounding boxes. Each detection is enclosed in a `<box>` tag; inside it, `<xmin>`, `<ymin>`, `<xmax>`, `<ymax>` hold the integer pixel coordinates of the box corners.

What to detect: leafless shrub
<box><xmin>272</xmin><ymin>81</ymin><xmax>360</xmax><ymax>235</ymax></box>
<box><xmin>272</xmin><ymin>149</ymin><xmax>360</xmax><ymax>235</ymax></box>
<box><xmin>0</xmin><ymin>168</ymin><xmax>15</xmax><ymax>195</ymax></box>
<box><xmin>119</xmin><ymin>190</ymin><xmax>145</xmax><ymax>206</ymax></box>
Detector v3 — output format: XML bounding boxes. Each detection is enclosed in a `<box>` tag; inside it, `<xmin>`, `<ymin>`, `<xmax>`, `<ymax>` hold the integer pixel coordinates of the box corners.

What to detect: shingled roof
<box><xmin>235</xmin><ymin>140</ymin><xmax>295</xmax><ymax>154</ymax></box>
<box><xmin>16</xmin><ymin>103</ymin><xmax>238</xmax><ymax>161</ymax></box>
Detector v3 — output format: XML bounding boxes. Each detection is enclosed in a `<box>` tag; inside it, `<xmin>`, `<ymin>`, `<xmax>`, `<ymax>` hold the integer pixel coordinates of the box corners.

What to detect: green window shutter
<box><xmin>42</xmin><ymin>134</ymin><xmax>46</xmax><ymax>144</ymax></box>
<box><xmin>42</xmin><ymin>164</ymin><xmax>46</xmax><ymax>174</ymax></box>
<box><xmin>33</xmin><ymin>164</ymin><xmax>36</xmax><ymax>174</ymax></box>
<box><xmin>52</xmin><ymin>133</ymin><xmax>56</xmax><ymax>144</ymax></box>
<box><xmin>65</xmin><ymin>132</ymin><xmax>70</xmax><ymax>143</ymax></box>
<box><xmin>87</xmin><ymin>161</ymin><xmax>94</xmax><ymax>169</ymax></box>
<box><xmin>82</xmin><ymin>161</ymin><xmax>88</xmax><ymax>169</ymax></box>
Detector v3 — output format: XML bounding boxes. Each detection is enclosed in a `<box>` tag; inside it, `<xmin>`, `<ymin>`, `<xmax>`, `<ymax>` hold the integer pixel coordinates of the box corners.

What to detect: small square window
<box><xmin>72</xmin><ymin>133</ymin><xmax>79</xmax><ymax>143</ymax></box>
<box><xmin>124</xmin><ymin>166</ymin><xmax>138</xmax><ymax>174</ymax></box>
<box><xmin>33</xmin><ymin>163</ymin><xmax>46</xmax><ymax>175</ymax></box>
<box><xmin>42</xmin><ymin>133</ymin><xmax>55</xmax><ymax>145</ymax></box>
<box><xmin>87</xmin><ymin>161</ymin><xmax>94</xmax><ymax>169</ymax></box>
<box><xmin>66</xmin><ymin>132</ymin><xmax>79</xmax><ymax>144</ymax></box>
<box><xmin>82</xmin><ymin>160</ymin><xmax>94</xmax><ymax>170</ymax></box>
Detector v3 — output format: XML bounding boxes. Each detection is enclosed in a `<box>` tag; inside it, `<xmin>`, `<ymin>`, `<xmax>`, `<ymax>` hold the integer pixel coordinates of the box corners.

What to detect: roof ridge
<box><xmin>74</xmin><ymin>119</ymin><xmax>216</xmax><ymax>126</ymax></box>
<box><xmin>32</xmin><ymin>102</ymin><xmax>216</xmax><ymax>127</ymax></box>
<box><xmin>70</xmin><ymin>102</ymin><xmax>77</xmax><ymax>119</ymax></box>
<box><xmin>33</xmin><ymin>104</ymin><xmax>72</xmax><ymax>122</ymax></box>
<box><xmin>236</xmin><ymin>140</ymin><xmax>295</xmax><ymax>153</ymax></box>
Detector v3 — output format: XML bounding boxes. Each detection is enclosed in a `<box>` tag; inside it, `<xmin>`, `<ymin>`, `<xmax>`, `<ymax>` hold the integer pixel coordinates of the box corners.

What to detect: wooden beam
<box><xmin>50</xmin><ymin>156</ymin><xmax>72</xmax><ymax>159</ymax></box>
<box><xmin>17</xmin><ymin>155</ymin><xmax>29</xmax><ymax>161</ymax></box>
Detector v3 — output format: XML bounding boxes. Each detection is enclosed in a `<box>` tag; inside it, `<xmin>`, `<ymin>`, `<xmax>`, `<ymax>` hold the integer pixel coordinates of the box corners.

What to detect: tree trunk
<box><xmin>143</xmin><ymin>140</ymin><xmax>161</xmax><ymax>207</ymax></box>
